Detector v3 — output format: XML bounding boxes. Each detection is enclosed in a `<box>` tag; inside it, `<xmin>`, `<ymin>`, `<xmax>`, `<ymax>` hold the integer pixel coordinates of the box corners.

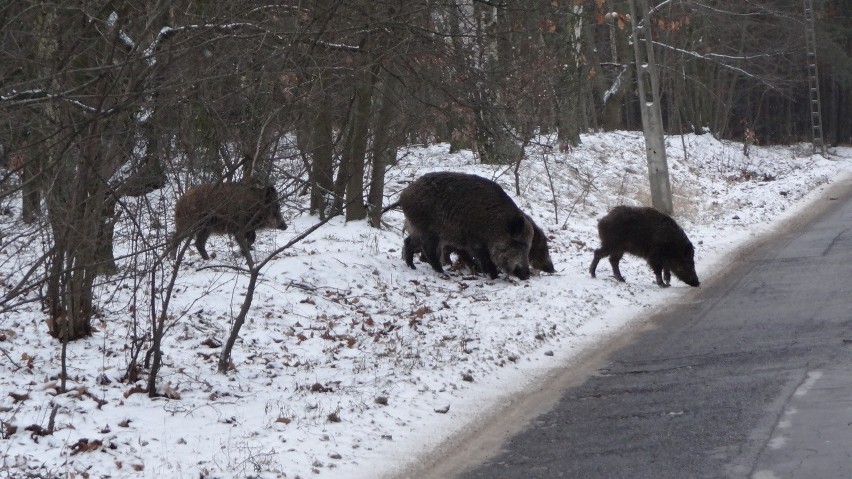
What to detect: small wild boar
<box><xmin>170</xmin><ymin>182</ymin><xmax>288</xmax><ymax>261</ymax></box>
<box><xmin>589</xmin><ymin>205</ymin><xmax>699</xmax><ymax>287</ymax></box>
<box><xmin>395</xmin><ymin>172</ymin><xmax>534</xmax><ymax>280</ymax></box>
<box><xmin>397</xmin><ymin>186</ymin><xmax>555</xmax><ymax>277</ymax></box>
<box><xmin>401</xmin><ymin>217</ymin><xmax>483</xmax><ymax>274</ymax></box>
<box><xmin>402</xmin><ymin>232</ymin><xmax>479</xmax><ymax>273</ymax></box>
<box><xmin>441</xmin><ymin>213</ymin><xmax>556</xmax><ymax>273</ymax></box>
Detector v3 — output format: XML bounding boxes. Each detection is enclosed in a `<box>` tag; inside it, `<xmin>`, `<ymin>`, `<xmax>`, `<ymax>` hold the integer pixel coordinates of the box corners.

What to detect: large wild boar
<box><xmin>396</xmin><ymin>172</ymin><xmax>534</xmax><ymax>280</ymax></box>
<box><xmin>169</xmin><ymin>182</ymin><xmax>288</xmax><ymax>261</ymax></box>
<box><xmin>589</xmin><ymin>205</ymin><xmax>699</xmax><ymax>287</ymax></box>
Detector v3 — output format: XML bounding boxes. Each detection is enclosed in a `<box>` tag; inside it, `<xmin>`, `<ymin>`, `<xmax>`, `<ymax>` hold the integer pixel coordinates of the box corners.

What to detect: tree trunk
<box><xmin>549</xmin><ymin>3</ymin><xmax>585</xmax><ymax>147</ymax></box>
<box><xmin>45</xmin><ymin>153</ymin><xmax>102</xmax><ymax>341</ymax></box>
<box><xmin>473</xmin><ymin>2</ymin><xmax>520</xmax><ymax>165</ymax></box>
<box><xmin>309</xmin><ymin>80</ymin><xmax>335</xmax><ymax>219</ymax></box>
<box><xmin>343</xmin><ymin>62</ymin><xmax>377</xmax><ymax>222</ymax></box>
<box><xmin>20</xmin><ymin>152</ymin><xmax>42</xmax><ymax>224</ymax></box>
<box><xmin>367</xmin><ymin>70</ymin><xmax>400</xmax><ymax>228</ymax></box>
<box><xmin>629</xmin><ymin>0</ymin><xmax>672</xmax><ymax>215</ymax></box>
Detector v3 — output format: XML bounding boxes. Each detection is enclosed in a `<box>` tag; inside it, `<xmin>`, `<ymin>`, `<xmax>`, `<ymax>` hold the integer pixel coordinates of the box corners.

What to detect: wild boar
<box><xmin>169</xmin><ymin>182</ymin><xmax>288</xmax><ymax>261</ymax></box>
<box><xmin>401</xmin><ymin>218</ymin><xmax>479</xmax><ymax>272</ymax></box>
<box><xmin>589</xmin><ymin>205</ymin><xmax>699</xmax><ymax>287</ymax></box>
<box><xmin>395</xmin><ymin>172</ymin><xmax>534</xmax><ymax>280</ymax></box>
<box><xmin>402</xmin><ymin>234</ymin><xmax>479</xmax><ymax>273</ymax></box>
<box><xmin>403</xmin><ymin>213</ymin><xmax>555</xmax><ymax>275</ymax></box>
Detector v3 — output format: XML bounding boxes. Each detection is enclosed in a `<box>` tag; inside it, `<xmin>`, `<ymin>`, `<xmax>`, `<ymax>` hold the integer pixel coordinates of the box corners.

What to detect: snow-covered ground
<box><xmin>1</xmin><ymin>131</ymin><xmax>850</xmax><ymax>479</ymax></box>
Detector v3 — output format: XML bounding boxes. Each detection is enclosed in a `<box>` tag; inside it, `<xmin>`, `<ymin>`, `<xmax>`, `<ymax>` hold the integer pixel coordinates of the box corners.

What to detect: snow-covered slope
<box><xmin>1</xmin><ymin>132</ymin><xmax>849</xmax><ymax>479</ymax></box>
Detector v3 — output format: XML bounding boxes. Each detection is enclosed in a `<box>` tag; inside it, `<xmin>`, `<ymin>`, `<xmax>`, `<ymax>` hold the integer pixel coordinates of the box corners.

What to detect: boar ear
<box><xmin>507</xmin><ymin>216</ymin><xmax>525</xmax><ymax>235</ymax></box>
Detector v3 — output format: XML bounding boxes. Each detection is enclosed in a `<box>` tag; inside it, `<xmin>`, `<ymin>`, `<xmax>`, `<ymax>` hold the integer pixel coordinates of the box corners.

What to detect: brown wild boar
<box><xmin>170</xmin><ymin>182</ymin><xmax>288</xmax><ymax>261</ymax></box>
<box><xmin>589</xmin><ymin>205</ymin><xmax>699</xmax><ymax>287</ymax></box>
<box><xmin>395</xmin><ymin>172</ymin><xmax>534</xmax><ymax>280</ymax></box>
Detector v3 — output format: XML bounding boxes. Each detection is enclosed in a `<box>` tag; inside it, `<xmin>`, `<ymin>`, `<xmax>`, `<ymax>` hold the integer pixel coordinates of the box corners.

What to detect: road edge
<box><xmin>388</xmin><ymin>170</ymin><xmax>852</xmax><ymax>479</ymax></box>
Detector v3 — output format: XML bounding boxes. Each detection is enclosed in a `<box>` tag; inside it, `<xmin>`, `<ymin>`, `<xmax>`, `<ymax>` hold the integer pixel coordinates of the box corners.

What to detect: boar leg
<box><xmin>420</xmin><ymin>235</ymin><xmax>445</xmax><ymax>273</ymax></box>
<box><xmin>648</xmin><ymin>257</ymin><xmax>669</xmax><ymax>287</ymax></box>
<box><xmin>194</xmin><ymin>229</ymin><xmax>211</xmax><ymax>260</ymax></box>
<box><xmin>663</xmin><ymin>267</ymin><xmax>672</xmax><ymax>286</ymax></box>
<box><xmin>589</xmin><ymin>248</ymin><xmax>606</xmax><ymax>278</ymax></box>
<box><xmin>234</xmin><ymin>230</ymin><xmax>254</xmax><ymax>263</ymax></box>
<box><xmin>402</xmin><ymin>235</ymin><xmax>419</xmax><ymax>269</ymax></box>
<box><xmin>652</xmin><ymin>266</ymin><xmax>669</xmax><ymax>288</ymax></box>
<box><xmin>167</xmin><ymin>234</ymin><xmax>181</xmax><ymax>260</ymax></box>
<box><xmin>471</xmin><ymin>244</ymin><xmax>500</xmax><ymax>279</ymax></box>
<box><xmin>608</xmin><ymin>252</ymin><xmax>626</xmax><ymax>282</ymax></box>
<box><xmin>455</xmin><ymin>248</ymin><xmax>480</xmax><ymax>273</ymax></box>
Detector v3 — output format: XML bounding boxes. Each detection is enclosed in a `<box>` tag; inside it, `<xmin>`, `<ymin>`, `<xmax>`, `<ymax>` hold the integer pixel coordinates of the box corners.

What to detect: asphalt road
<box><xmin>405</xmin><ymin>178</ymin><xmax>852</xmax><ymax>479</ymax></box>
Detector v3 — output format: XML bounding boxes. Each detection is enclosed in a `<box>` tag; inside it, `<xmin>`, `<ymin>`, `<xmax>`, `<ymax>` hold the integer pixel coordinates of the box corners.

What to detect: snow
<box><xmin>1</xmin><ymin>131</ymin><xmax>850</xmax><ymax>479</ymax></box>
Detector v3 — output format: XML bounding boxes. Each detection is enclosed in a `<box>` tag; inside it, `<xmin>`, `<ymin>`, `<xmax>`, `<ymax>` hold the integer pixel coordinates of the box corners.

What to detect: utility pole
<box><xmin>803</xmin><ymin>0</ymin><xmax>827</xmax><ymax>156</ymax></box>
<box><xmin>628</xmin><ymin>0</ymin><xmax>673</xmax><ymax>215</ymax></box>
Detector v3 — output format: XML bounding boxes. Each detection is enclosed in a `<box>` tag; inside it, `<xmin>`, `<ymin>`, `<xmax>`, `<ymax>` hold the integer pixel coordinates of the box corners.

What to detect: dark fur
<box><xmin>589</xmin><ymin>205</ymin><xmax>699</xmax><ymax>287</ymax></box>
<box><xmin>402</xmin><ymin>219</ymin><xmax>478</xmax><ymax>272</ymax></box>
<box><xmin>526</xmin><ymin>214</ymin><xmax>555</xmax><ymax>273</ymax></box>
<box><xmin>405</xmin><ymin>215</ymin><xmax>555</xmax><ymax>275</ymax></box>
<box><xmin>170</xmin><ymin>182</ymin><xmax>288</xmax><ymax>261</ymax></box>
<box><xmin>420</xmin><ymin>214</ymin><xmax>554</xmax><ymax>274</ymax></box>
<box><xmin>398</xmin><ymin>172</ymin><xmax>534</xmax><ymax>280</ymax></box>
<box><xmin>403</xmin><ymin>236</ymin><xmax>482</xmax><ymax>273</ymax></box>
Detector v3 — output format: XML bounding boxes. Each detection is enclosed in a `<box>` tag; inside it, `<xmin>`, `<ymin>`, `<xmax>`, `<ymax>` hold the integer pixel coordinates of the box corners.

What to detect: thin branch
<box><xmin>0</xmin><ymin>89</ymin><xmax>99</xmax><ymax>112</ymax></box>
<box><xmin>651</xmin><ymin>41</ymin><xmax>782</xmax><ymax>90</ymax></box>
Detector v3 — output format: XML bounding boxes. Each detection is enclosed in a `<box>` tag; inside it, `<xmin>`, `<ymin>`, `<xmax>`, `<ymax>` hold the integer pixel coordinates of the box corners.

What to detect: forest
<box><xmin>0</xmin><ymin>0</ymin><xmax>851</xmax><ymax>381</ymax></box>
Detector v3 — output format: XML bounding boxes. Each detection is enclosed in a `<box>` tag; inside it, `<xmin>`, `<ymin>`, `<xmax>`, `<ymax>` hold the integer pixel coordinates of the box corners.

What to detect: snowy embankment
<box><xmin>1</xmin><ymin>132</ymin><xmax>849</xmax><ymax>479</ymax></box>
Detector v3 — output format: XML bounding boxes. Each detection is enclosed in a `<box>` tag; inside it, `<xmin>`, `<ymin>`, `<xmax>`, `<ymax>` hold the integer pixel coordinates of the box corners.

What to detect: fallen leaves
<box><xmin>411</xmin><ymin>306</ymin><xmax>432</xmax><ymax>319</ymax></box>
<box><xmin>308</xmin><ymin>382</ymin><xmax>335</xmax><ymax>393</ymax></box>
<box><xmin>70</xmin><ymin>438</ymin><xmax>103</xmax><ymax>455</ymax></box>
<box><xmin>24</xmin><ymin>424</ymin><xmax>51</xmax><ymax>437</ymax></box>
<box><xmin>123</xmin><ymin>385</ymin><xmax>146</xmax><ymax>399</ymax></box>
<box><xmin>9</xmin><ymin>392</ymin><xmax>29</xmax><ymax>403</ymax></box>
<box><xmin>68</xmin><ymin>386</ymin><xmax>108</xmax><ymax>408</ymax></box>
<box><xmin>1</xmin><ymin>421</ymin><xmax>17</xmax><ymax>439</ymax></box>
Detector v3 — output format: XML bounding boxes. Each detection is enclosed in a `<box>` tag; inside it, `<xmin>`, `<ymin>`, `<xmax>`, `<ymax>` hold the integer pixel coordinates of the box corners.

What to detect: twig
<box><xmin>0</xmin><ymin>346</ymin><xmax>22</xmax><ymax>370</ymax></box>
